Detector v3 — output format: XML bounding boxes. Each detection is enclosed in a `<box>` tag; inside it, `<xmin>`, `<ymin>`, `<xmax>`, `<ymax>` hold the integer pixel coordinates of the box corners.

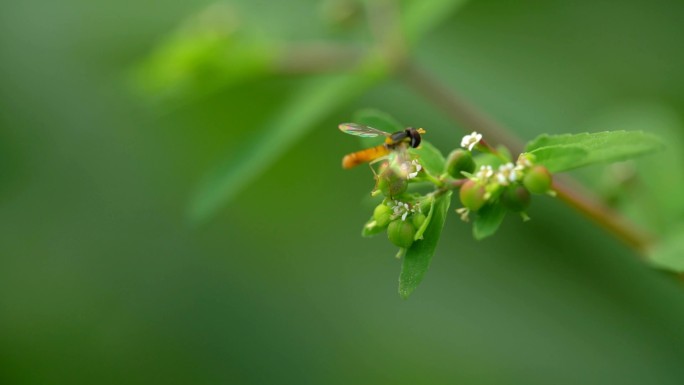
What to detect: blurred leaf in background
<box><xmin>3</xmin><ymin>0</ymin><xmax>684</xmax><ymax>384</ymax></box>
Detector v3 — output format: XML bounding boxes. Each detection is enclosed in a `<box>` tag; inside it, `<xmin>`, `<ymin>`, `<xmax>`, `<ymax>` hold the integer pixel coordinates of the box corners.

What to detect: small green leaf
<box><xmin>401</xmin><ymin>0</ymin><xmax>471</xmax><ymax>46</ymax></box>
<box><xmin>188</xmin><ymin>71</ymin><xmax>382</xmax><ymax>224</ymax></box>
<box><xmin>414</xmin><ymin>197</ymin><xmax>436</xmax><ymax>241</ymax></box>
<box><xmin>524</xmin><ymin>145</ymin><xmax>588</xmax><ymax>173</ymax></box>
<box><xmin>474</xmin><ymin>152</ymin><xmax>506</xmax><ymax>170</ymax></box>
<box><xmin>525</xmin><ymin>131</ymin><xmax>664</xmax><ymax>173</ymax></box>
<box><xmin>649</xmin><ymin>226</ymin><xmax>684</xmax><ymax>272</ymax></box>
<box><xmin>409</xmin><ymin>141</ymin><xmax>445</xmax><ymax>178</ymax></box>
<box><xmin>362</xmin><ymin>218</ymin><xmax>386</xmax><ymax>237</ymax></box>
<box><xmin>353</xmin><ymin>109</ymin><xmax>403</xmax><ymax>132</ymax></box>
<box><xmin>399</xmin><ymin>191</ymin><xmax>452</xmax><ymax>299</ymax></box>
<box><xmin>473</xmin><ymin>202</ymin><xmax>506</xmax><ymax>240</ymax></box>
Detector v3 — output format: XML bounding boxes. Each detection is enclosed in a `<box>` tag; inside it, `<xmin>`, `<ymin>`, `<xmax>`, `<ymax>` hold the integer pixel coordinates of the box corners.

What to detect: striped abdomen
<box><xmin>342</xmin><ymin>144</ymin><xmax>390</xmax><ymax>169</ymax></box>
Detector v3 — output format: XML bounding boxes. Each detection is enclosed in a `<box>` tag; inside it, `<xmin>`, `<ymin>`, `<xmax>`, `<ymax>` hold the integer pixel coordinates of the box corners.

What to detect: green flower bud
<box><xmin>412</xmin><ymin>212</ymin><xmax>427</xmax><ymax>229</ymax></box>
<box><xmin>459</xmin><ymin>179</ymin><xmax>487</xmax><ymax>212</ymax></box>
<box><xmin>501</xmin><ymin>185</ymin><xmax>531</xmax><ymax>212</ymax></box>
<box><xmin>377</xmin><ymin>169</ymin><xmax>408</xmax><ymax>197</ymax></box>
<box><xmin>387</xmin><ymin>219</ymin><xmax>416</xmax><ymax>248</ymax></box>
<box><xmin>445</xmin><ymin>149</ymin><xmax>476</xmax><ymax>178</ymax></box>
<box><xmin>373</xmin><ymin>204</ymin><xmax>392</xmax><ymax>228</ymax></box>
<box><xmin>523</xmin><ymin>165</ymin><xmax>552</xmax><ymax>194</ymax></box>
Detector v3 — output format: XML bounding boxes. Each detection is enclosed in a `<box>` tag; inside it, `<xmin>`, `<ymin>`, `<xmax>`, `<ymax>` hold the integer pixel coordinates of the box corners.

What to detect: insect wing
<box><xmin>338</xmin><ymin>123</ymin><xmax>391</xmax><ymax>138</ymax></box>
<box><xmin>387</xmin><ymin>144</ymin><xmax>415</xmax><ymax>178</ymax></box>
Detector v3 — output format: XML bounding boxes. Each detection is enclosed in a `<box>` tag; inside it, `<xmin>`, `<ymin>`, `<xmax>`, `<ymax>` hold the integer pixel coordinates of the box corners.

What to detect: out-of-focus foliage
<box><xmin>187</xmin><ymin>72</ymin><xmax>380</xmax><ymax>224</ymax></box>
<box><xmin>3</xmin><ymin>0</ymin><xmax>684</xmax><ymax>384</ymax></box>
<box><xmin>132</xmin><ymin>4</ymin><xmax>270</xmax><ymax>99</ymax></box>
<box><xmin>650</xmin><ymin>225</ymin><xmax>684</xmax><ymax>272</ymax></box>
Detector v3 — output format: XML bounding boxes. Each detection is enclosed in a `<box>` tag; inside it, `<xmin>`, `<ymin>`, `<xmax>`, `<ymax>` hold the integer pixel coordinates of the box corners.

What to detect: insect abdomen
<box><xmin>342</xmin><ymin>145</ymin><xmax>389</xmax><ymax>169</ymax></box>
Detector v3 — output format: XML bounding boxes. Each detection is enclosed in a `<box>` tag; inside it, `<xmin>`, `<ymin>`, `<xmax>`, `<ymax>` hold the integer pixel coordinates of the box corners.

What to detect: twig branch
<box><xmin>274</xmin><ymin>43</ymin><xmax>365</xmax><ymax>74</ymax></box>
<box><xmin>399</xmin><ymin>59</ymin><xmax>655</xmax><ymax>254</ymax></box>
<box><xmin>269</xmin><ymin>34</ymin><xmax>657</xmax><ymax>255</ymax></box>
<box><xmin>399</xmin><ymin>61</ymin><xmax>525</xmax><ymax>153</ymax></box>
<box><xmin>552</xmin><ymin>176</ymin><xmax>653</xmax><ymax>253</ymax></box>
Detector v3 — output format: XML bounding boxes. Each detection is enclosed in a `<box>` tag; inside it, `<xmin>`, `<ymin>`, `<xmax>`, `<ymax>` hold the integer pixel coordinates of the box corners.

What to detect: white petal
<box><xmin>496</xmin><ymin>173</ymin><xmax>506</xmax><ymax>184</ymax></box>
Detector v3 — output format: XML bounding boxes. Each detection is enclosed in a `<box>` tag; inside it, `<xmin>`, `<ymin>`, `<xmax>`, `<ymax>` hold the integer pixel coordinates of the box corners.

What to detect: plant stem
<box><xmin>274</xmin><ymin>43</ymin><xmax>365</xmax><ymax>74</ymax></box>
<box><xmin>399</xmin><ymin>60</ymin><xmax>655</xmax><ymax>255</ymax></box>
<box><xmin>552</xmin><ymin>176</ymin><xmax>653</xmax><ymax>254</ymax></box>
<box><xmin>271</xmin><ymin>39</ymin><xmax>657</xmax><ymax>255</ymax></box>
<box><xmin>399</xmin><ymin>61</ymin><xmax>526</xmax><ymax>154</ymax></box>
<box><xmin>423</xmin><ymin>172</ymin><xmax>443</xmax><ymax>187</ymax></box>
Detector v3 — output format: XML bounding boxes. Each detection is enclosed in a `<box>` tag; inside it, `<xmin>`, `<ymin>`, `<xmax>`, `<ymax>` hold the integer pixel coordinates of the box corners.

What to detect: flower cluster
<box><xmin>454</xmin><ymin>132</ymin><xmax>553</xmax><ymax>221</ymax></box>
<box><xmin>390</xmin><ymin>200</ymin><xmax>416</xmax><ymax>221</ymax></box>
<box><xmin>345</xmin><ymin>124</ymin><xmax>554</xmax><ymax>255</ymax></box>
<box><xmin>363</xmin><ymin>153</ymin><xmax>431</xmax><ymax>249</ymax></box>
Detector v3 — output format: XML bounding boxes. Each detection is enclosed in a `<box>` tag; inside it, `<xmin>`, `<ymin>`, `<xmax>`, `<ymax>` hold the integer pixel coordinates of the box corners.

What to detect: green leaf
<box><xmin>578</xmin><ymin>104</ymin><xmax>684</xmax><ymax>231</ymax></box>
<box><xmin>414</xmin><ymin>197</ymin><xmax>435</xmax><ymax>241</ymax></box>
<box><xmin>399</xmin><ymin>191</ymin><xmax>452</xmax><ymax>299</ymax></box>
<box><xmin>473</xmin><ymin>202</ymin><xmax>506</xmax><ymax>240</ymax></box>
<box><xmin>401</xmin><ymin>0</ymin><xmax>471</xmax><ymax>46</ymax></box>
<box><xmin>409</xmin><ymin>140</ymin><xmax>445</xmax><ymax>178</ymax></box>
<box><xmin>524</xmin><ymin>145</ymin><xmax>588</xmax><ymax>173</ymax></box>
<box><xmin>525</xmin><ymin>131</ymin><xmax>664</xmax><ymax>173</ymax></box>
<box><xmin>188</xmin><ymin>71</ymin><xmax>383</xmax><ymax>224</ymax></box>
<box><xmin>474</xmin><ymin>152</ymin><xmax>507</xmax><ymax>170</ymax></box>
<box><xmin>132</xmin><ymin>6</ymin><xmax>277</xmax><ymax>103</ymax></box>
<box><xmin>353</xmin><ymin>109</ymin><xmax>403</xmax><ymax>132</ymax></box>
<box><xmin>649</xmin><ymin>226</ymin><xmax>684</xmax><ymax>272</ymax></box>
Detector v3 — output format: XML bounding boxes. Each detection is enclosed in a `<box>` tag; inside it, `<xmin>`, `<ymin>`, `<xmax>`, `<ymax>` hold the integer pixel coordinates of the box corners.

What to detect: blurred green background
<box><xmin>2</xmin><ymin>0</ymin><xmax>684</xmax><ymax>384</ymax></box>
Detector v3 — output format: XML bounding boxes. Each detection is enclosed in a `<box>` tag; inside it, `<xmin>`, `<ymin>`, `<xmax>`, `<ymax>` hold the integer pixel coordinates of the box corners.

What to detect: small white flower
<box><xmin>461</xmin><ymin>131</ymin><xmax>483</xmax><ymax>151</ymax></box>
<box><xmin>495</xmin><ymin>173</ymin><xmax>506</xmax><ymax>185</ymax></box>
<box><xmin>401</xmin><ymin>159</ymin><xmax>423</xmax><ymax>179</ymax></box>
<box><xmin>475</xmin><ymin>165</ymin><xmax>494</xmax><ymax>181</ymax></box>
<box><xmin>496</xmin><ymin>162</ymin><xmax>519</xmax><ymax>185</ymax></box>
<box><xmin>516</xmin><ymin>153</ymin><xmax>533</xmax><ymax>169</ymax></box>
<box><xmin>408</xmin><ymin>160</ymin><xmax>423</xmax><ymax>179</ymax></box>
<box><xmin>391</xmin><ymin>200</ymin><xmax>413</xmax><ymax>221</ymax></box>
<box><xmin>456</xmin><ymin>207</ymin><xmax>470</xmax><ymax>222</ymax></box>
<box><xmin>391</xmin><ymin>202</ymin><xmax>403</xmax><ymax>215</ymax></box>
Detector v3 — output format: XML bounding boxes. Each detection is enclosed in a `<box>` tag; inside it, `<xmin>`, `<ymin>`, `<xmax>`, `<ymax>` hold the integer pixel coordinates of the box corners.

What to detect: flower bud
<box><xmin>387</xmin><ymin>219</ymin><xmax>416</xmax><ymax>248</ymax></box>
<box><xmin>373</xmin><ymin>204</ymin><xmax>392</xmax><ymax>228</ymax></box>
<box><xmin>523</xmin><ymin>165</ymin><xmax>552</xmax><ymax>194</ymax></box>
<box><xmin>412</xmin><ymin>212</ymin><xmax>427</xmax><ymax>229</ymax></box>
<box><xmin>501</xmin><ymin>185</ymin><xmax>531</xmax><ymax>212</ymax></box>
<box><xmin>377</xmin><ymin>168</ymin><xmax>408</xmax><ymax>197</ymax></box>
<box><xmin>445</xmin><ymin>149</ymin><xmax>476</xmax><ymax>178</ymax></box>
<box><xmin>459</xmin><ymin>179</ymin><xmax>487</xmax><ymax>212</ymax></box>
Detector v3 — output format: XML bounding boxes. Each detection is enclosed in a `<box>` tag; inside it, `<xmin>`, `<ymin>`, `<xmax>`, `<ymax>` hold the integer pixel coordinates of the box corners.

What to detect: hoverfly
<box><xmin>338</xmin><ymin>123</ymin><xmax>426</xmax><ymax>173</ymax></box>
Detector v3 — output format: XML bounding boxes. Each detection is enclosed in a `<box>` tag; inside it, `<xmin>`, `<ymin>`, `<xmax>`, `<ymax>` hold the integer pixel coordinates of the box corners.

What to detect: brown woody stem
<box><xmin>399</xmin><ymin>60</ymin><xmax>655</xmax><ymax>255</ymax></box>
